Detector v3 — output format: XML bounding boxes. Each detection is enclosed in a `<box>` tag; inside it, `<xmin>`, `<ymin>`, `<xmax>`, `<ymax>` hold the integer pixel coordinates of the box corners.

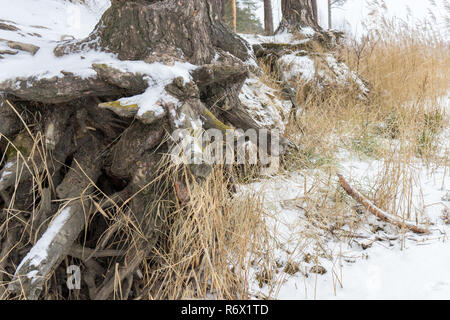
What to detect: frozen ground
<box><xmin>241</xmin><ymin>96</ymin><xmax>450</xmax><ymax>299</ymax></box>
<box><xmin>241</xmin><ymin>159</ymin><xmax>449</xmax><ymax>300</ymax></box>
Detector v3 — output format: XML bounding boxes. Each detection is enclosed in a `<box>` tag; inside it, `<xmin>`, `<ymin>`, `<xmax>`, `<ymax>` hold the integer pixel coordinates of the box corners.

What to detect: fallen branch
<box><xmin>337</xmin><ymin>174</ymin><xmax>429</xmax><ymax>234</ymax></box>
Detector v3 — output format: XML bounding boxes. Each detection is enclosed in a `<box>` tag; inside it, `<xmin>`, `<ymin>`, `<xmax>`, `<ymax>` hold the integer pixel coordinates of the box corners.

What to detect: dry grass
<box><xmin>283</xmin><ymin>0</ymin><xmax>449</xmax><ymax>193</ymax></box>
<box><xmin>138</xmin><ymin>163</ymin><xmax>265</xmax><ymax>299</ymax></box>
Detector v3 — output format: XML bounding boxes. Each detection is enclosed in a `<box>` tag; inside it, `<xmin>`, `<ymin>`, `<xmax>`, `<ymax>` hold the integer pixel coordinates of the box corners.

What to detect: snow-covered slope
<box><xmin>0</xmin><ymin>0</ymin><xmax>111</xmax><ymax>80</ymax></box>
<box><xmin>241</xmin><ymin>158</ymin><xmax>449</xmax><ymax>300</ymax></box>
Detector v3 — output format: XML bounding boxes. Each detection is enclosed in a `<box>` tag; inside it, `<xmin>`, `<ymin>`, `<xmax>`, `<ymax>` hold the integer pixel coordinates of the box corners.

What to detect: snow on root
<box><xmin>277</xmin><ymin>52</ymin><xmax>369</xmax><ymax>96</ymax></box>
<box><xmin>239</xmin><ymin>77</ymin><xmax>292</xmax><ymax>133</ymax></box>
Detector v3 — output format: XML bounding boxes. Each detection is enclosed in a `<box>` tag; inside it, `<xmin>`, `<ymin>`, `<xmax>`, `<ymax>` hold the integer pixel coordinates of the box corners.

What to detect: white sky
<box><xmin>254</xmin><ymin>0</ymin><xmax>449</xmax><ymax>38</ymax></box>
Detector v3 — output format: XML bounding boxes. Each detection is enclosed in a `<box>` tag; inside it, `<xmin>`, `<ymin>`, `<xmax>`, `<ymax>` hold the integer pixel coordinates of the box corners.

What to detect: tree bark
<box><xmin>55</xmin><ymin>0</ymin><xmax>250</xmax><ymax>65</ymax></box>
<box><xmin>277</xmin><ymin>0</ymin><xmax>321</xmax><ymax>33</ymax></box>
<box><xmin>0</xmin><ymin>0</ymin><xmax>300</xmax><ymax>300</ymax></box>
<box><xmin>312</xmin><ymin>0</ymin><xmax>318</xmax><ymax>24</ymax></box>
<box><xmin>264</xmin><ymin>0</ymin><xmax>274</xmax><ymax>36</ymax></box>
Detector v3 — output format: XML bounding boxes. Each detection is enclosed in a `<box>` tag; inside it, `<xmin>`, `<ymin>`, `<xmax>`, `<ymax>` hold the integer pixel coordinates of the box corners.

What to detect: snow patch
<box><xmin>278</xmin><ymin>54</ymin><xmax>316</xmax><ymax>83</ymax></box>
<box><xmin>243</xmin><ymin>158</ymin><xmax>449</xmax><ymax>299</ymax></box>
<box><xmin>15</xmin><ymin>206</ymin><xmax>72</xmax><ymax>279</ymax></box>
<box><xmin>239</xmin><ymin>77</ymin><xmax>292</xmax><ymax>133</ymax></box>
<box><xmin>0</xmin><ymin>0</ymin><xmax>197</xmax><ymax>121</ymax></box>
<box><xmin>115</xmin><ymin>61</ymin><xmax>196</xmax><ymax>117</ymax></box>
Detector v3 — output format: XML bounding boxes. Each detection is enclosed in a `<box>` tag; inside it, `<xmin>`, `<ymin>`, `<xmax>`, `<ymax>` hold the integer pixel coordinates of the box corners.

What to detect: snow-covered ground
<box><xmin>242</xmin><ymin>160</ymin><xmax>449</xmax><ymax>299</ymax></box>
<box><xmin>241</xmin><ymin>97</ymin><xmax>450</xmax><ymax>299</ymax></box>
<box><xmin>0</xmin><ymin>0</ymin><xmax>112</xmax><ymax>81</ymax></box>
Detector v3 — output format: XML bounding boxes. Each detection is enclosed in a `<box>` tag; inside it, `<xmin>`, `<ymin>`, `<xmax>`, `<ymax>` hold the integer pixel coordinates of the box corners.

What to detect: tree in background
<box><xmin>328</xmin><ymin>0</ymin><xmax>347</xmax><ymax>29</ymax></box>
<box><xmin>224</xmin><ymin>0</ymin><xmax>264</xmax><ymax>34</ymax></box>
<box><xmin>232</xmin><ymin>0</ymin><xmax>237</xmax><ymax>32</ymax></box>
<box><xmin>264</xmin><ymin>0</ymin><xmax>274</xmax><ymax>35</ymax></box>
<box><xmin>277</xmin><ymin>0</ymin><xmax>321</xmax><ymax>33</ymax></box>
<box><xmin>312</xmin><ymin>0</ymin><xmax>318</xmax><ymax>24</ymax></box>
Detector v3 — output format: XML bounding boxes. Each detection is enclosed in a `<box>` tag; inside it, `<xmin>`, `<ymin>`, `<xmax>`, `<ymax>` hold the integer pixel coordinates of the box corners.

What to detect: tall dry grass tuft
<box><xmin>281</xmin><ymin>0</ymin><xmax>449</xmax><ymax>236</ymax></box>
<box><xmin>339</xmin><ymin>0</ymin><xmax>449</xmax><ymax>221</ymax></box>
<box><xmin>138</xmin><ymin>163</ymin><xmax>265</xmax><ymax>299</ymax></box>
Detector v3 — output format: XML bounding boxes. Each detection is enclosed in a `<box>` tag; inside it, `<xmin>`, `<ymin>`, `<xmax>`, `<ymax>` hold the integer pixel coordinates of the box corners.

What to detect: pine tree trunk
<box><xmin>312</xmin><ymin>0</ymin><xmax>318</xmax><ymax>24</ymax></box>
<box><xmin>231</xmin><ymin>0</ymin><xmax>237</xmax><ymax>32</ymax></box>
<box><xmin>328</xmin><ymin>0</ymin><xmax>332</xmax><ymax>29</ymax></box>
<box><xmin>264</xmin><ymin>0</ymin><xmax>274</xmax><ymax>36</ymax></box>
<box><xmin>277</xmin><ymin>0</ymin><xmax>321</xmax><ymax>33</ymax></box>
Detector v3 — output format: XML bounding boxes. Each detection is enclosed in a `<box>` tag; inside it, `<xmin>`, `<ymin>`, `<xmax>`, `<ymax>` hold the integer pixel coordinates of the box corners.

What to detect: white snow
<box><xmin>1</xmin><ymin>0</ymin><xmax>448</xmax><ymax>301</ymax></box>
<box><xmin>0</xmin><ymin>0</ymin><xmax>109</xmax><ymax>42</ymax></box>
<box><xmin>239</xmin><ymin>77</ymin><xmax>292</xmax><ymax>132</ymax></box>
<box><xmin>15</xmin><ymin>206</ymin><xmax>72</xmax><ymax>277</ymax></box>
<box><xmin>242</xmin><ymin>154</ymin><xmax>449</xmax><ymax>300</ymax></box>
<box><xmin>253</xmin><ymin>0</ymin><xmax>449</xmax><ymax>40</ymax></box>
<box><xmin>278</xmin><ymin>54</ymin><xmax>316</xmax><ymax>83</ymax></box>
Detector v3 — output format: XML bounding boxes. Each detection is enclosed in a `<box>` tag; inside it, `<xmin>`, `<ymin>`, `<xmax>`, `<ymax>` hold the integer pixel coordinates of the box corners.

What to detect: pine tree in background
<box><xmin>328</xmin><ymin>0</ymin><xmax>347</xmax><ymax>29</ymax></box>
<box><xmin>264</xmin><ymin>0</ymin><xmax>274</xmax><ymax>35</ymax></box>
<box><xmin>224</xmin><ymin>0</ymin><xmax>264</xmax><ymax>34</ymax></box>
<box><xmin>277</xmin><ymin>0</ymin><xmax>321</xmax><ymax>33</ymax></box>
<box><xmin>312</xmin><ymin>0</ymin><xmax>318</xmax><ymax>24</ymax></box>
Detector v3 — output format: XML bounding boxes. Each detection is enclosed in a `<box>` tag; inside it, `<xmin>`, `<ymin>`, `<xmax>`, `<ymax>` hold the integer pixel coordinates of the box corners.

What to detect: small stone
<box><xmin>7</xmin><ymin>41</ymin><xmax>40</xmax><ymax>56</ymax></box>
<box><xmin>310</xmin><ymin>265</ymin><xmax>327</xmax><ymax>275</ymax></box>
<box><xmin>0</xmin><ymin>22</ymin><xmax>19</xmax><ymax>31</ymax></box>
<box><xmin>284</xmin><ymin>262</ymin><xmax>300</xmax><ymax>275</ymax></box>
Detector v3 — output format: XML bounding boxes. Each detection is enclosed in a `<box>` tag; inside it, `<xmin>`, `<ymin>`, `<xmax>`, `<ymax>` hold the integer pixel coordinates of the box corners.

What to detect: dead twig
<box><xmin>337</xmin><ymin>174</ymin><xmax>429</xmax><ymax>234</ymax></box>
